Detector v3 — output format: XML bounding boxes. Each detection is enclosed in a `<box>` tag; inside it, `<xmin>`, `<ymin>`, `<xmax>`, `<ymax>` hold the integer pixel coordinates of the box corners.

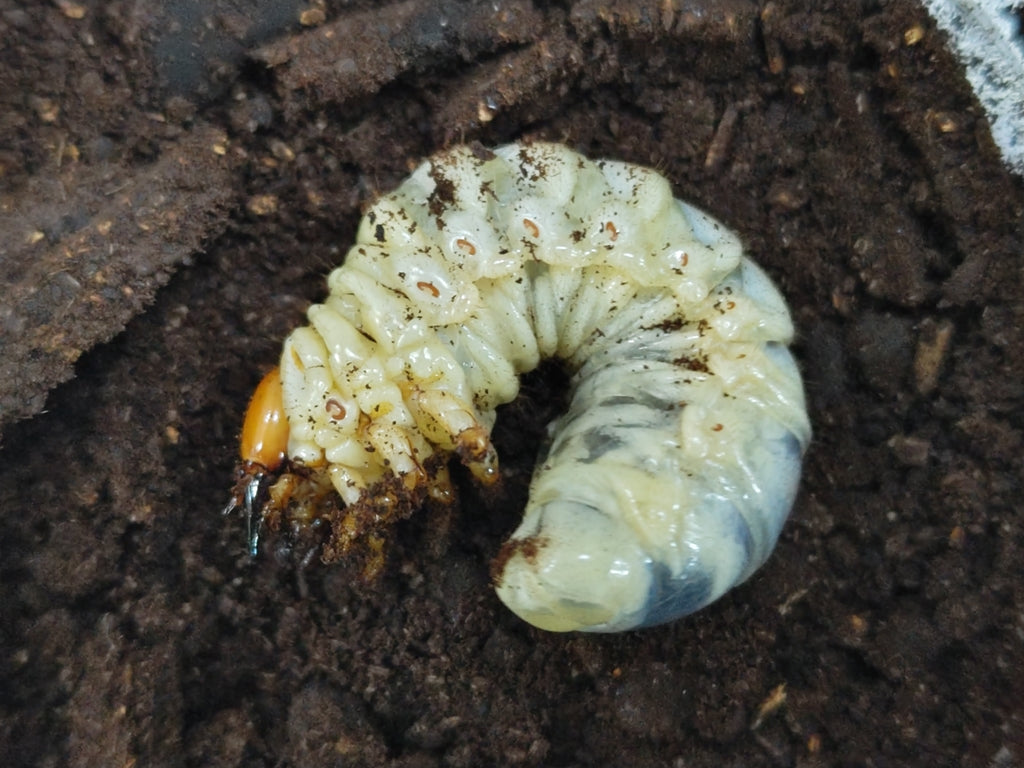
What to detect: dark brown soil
<box><xmin>1</xmin><ymin>1</ymin><xmax>1022</xmax><ymax>766</ymax></box>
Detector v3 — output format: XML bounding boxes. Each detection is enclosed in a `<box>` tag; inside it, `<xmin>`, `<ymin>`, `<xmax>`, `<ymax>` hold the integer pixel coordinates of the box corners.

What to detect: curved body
<box><xmin>240</xmin><ymin>142</ymin><xmax>811</xmax><ymax>632</ymax></box>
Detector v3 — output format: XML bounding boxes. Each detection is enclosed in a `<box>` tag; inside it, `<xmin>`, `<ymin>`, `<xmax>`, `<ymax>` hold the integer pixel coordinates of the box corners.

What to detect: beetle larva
<box><xmin>226</xmin><ymin>141</ymin><xmax>811</xmax><ymax>632</ymax></box>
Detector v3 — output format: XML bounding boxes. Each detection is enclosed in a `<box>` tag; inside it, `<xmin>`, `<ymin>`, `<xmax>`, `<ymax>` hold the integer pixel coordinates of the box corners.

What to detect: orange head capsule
<box><xmin>240</xmin><ymin>366</ymin><xmax>289</xmax><ymax>471</ymax></box>
<box><xmin>225</xmin><ymin>366</ymin><xmax>290</xmax><ymax>556</ymax></box>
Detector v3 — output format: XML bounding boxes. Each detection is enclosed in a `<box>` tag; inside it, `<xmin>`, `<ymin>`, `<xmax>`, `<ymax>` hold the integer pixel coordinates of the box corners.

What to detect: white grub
<box><xmin>277</xmin><ymin>142</ymin><xmax>811</xmax><ymax>632</ymax></box>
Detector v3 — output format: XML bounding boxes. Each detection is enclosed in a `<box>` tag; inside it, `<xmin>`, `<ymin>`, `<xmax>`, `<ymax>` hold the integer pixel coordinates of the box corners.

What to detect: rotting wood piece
<box><xmin>0</xmin><ymin>123</ymin><xmax>238</xmax><ymax>438</ymax></box>
<box><xmin>428</xmin><ymin>22</ymin><xmax>585</xmax><ymax>144</ymax></box>
<box><xmin>252</xmin><ymin>0</ymin><xmax>543</xmax><ymax>114</ymax></box>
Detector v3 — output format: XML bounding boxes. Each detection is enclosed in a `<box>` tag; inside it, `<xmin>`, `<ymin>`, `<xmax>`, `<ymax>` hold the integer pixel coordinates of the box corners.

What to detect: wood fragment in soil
<box><xmin>253</xmin><ymin>0</ymin><xmax>542</xmax><ymax>113</ymax></box>
<box><xmin>0</xmin><ymin>123</ymin><xmax>240</xmax><ymax>437</ymax></box>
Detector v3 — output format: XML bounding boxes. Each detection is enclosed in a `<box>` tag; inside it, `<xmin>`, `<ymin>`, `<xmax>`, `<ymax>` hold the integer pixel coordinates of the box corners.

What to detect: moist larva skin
<box><xmin>247</xmin><ymin>141</ymin><xmax>811</xmax><ymax>633</ymax></box>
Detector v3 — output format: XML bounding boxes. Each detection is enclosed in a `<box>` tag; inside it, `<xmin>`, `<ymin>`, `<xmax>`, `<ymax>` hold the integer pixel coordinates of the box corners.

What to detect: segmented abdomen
<box><xmin>275</xmin><ymin>142</ymin><xmax>810</xmax><ymax>632</ymax></box>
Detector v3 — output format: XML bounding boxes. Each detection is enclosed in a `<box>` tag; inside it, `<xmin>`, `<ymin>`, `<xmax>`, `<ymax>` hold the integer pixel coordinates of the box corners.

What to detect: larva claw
<box><xmin>455</xmin><ymin>425</ymin><xmax>499</xmax><ymax>485</ymax></box>
<box><xmin>242</xmin><ymin>469</ymin><xmax>267</xmax><ymax>557</ymax></box>
<box><xmin>223</xmin><ymin>463</ymin><xmax>271</xmax><ymax>557</ymax></box>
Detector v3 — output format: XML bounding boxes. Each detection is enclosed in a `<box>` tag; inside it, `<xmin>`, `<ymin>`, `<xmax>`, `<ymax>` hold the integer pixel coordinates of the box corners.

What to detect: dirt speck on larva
<box><xmin>491</xmin><ymin>534</ymin><xmax>550</xmax><ymax>585</ymax></box>
<box><xmin>0</xmin><ymin>1</ymin><xmax>1022</xmax><ymax>767</ymax></box>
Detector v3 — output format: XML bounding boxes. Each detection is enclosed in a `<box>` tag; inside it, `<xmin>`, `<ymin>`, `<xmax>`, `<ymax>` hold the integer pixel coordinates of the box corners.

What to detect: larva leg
<box><xmin>405</xmin><ymin>388</ymin><xmax>499</xmax><ymax>484</ymax></box>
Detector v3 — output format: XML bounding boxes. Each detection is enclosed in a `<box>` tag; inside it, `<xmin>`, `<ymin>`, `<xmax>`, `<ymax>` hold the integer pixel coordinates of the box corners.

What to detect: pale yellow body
<box><xmin>277</xmin><ymin>143</ymin><xmax>810</xmax><ymax>631</ymax></box>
